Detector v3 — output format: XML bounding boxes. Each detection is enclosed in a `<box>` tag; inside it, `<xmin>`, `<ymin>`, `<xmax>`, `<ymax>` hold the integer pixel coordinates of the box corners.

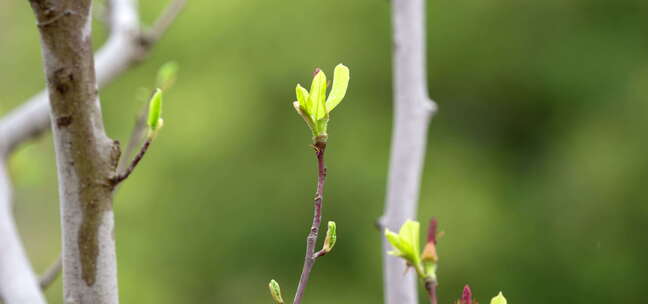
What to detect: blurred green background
<box><xmin>2</xmin><ymin>0</ymin><xmax>648</xmax><ymax>303</ymax></box>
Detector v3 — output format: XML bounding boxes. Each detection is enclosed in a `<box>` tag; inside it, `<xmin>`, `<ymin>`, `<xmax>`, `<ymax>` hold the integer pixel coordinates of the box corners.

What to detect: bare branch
<box><xmin>39</xmin><ymin>255</ymin><xmax>63</xmax><ymax>290</ymax></box>
<box><xmin>111</xmin><ymin>138</ymin><xmax>152</xmax><ymax>185</ymax></box>
<box><xmin>0</xmin><ymin>162</ymin><xmax>47</xmax><ymax>304</ymax></box>
<box><xmin>293</xmin><ymin>141</ymin><xmax>328</xmax><ymax>304</ymax></box>
<box><xmin>145</xmin><ymin>0</ymin><xmax>188</xmax><ymax>41</ymax></box>
<box><xmin>381</xmin><ymin>0</ymin><xmax>437</xmax><ymax>304</ymax></box>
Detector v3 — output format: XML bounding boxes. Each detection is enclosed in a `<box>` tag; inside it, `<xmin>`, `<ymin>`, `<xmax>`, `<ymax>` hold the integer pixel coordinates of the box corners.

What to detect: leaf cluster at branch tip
<box><xmin>293</xmin><ymin>63</ymin><xmax>350</xmax><ymax>141</ymax></box>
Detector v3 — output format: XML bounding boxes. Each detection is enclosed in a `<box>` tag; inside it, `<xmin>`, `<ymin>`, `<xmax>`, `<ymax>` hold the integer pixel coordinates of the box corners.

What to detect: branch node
<box><xmin>110</xmin><ymin>139</ymin><xmax>151</xmax><ymax>186</ymax></box>
<box><xmin>37</xmin><ymin>9</ymin><xmax>77</xmax><ymax>27</ymax></box>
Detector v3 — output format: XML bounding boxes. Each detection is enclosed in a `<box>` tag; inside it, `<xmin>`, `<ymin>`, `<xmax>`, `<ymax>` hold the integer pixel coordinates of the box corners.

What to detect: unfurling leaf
<box><xmin>268</xmin><ymin>279</ymin><xmax>284</xmax><ymax>304</ymax></box>
<box><xmin>325</xmin><ymin>64</ymin><xmax>350</xmax><ymax>113</ymax></box>
<box><xmin>296</xmin><ymin>84</ymin><xmax>310</xmax><ymax>112</ymax></box>
<box><xmin>309</xmin><ymin>70</ymin><xmax>328</xmax><ymax>120</ymax></box>
<box><xmin>385</xmin><ymin>220</ymin><xmax>421</xmax><ymax>266</ymax></box>
<box><xmin>292</xmin><ymin>64</ymin><xmax>350</xmax><ymax>141</ymax></box>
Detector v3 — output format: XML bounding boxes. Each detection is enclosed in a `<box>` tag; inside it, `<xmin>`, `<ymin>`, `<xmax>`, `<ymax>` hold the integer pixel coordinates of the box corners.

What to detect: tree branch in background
<box><xmin>0</xmin><ymin>0</ymin><xmax>186</xmax><ymax>155</ymax></box>
<box><xmin>381</xmin><ymin>0</ymin><xmax>437</xmax><ymax>303</ymax></box>
<box><xmin>0</xmin><ymin>161</ymin><xmax>46</xmax><ymax>303</ymax></box>
<box><xmin>39</xmin><ymin>256</ymin><xmax>62</xmax><ymax>290</ymax></box>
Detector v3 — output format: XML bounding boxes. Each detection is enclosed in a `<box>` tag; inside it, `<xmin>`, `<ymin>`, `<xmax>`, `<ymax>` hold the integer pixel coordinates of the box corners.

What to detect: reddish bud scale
<box><xmin>427</xmin><ymin>218</ymin><xmax>438</xmax><ymax>245</ymax></box>
<box><xmin>462</xmin><ymin>285</ymin><xmax>472</xmax><ymax>304</ymax></box>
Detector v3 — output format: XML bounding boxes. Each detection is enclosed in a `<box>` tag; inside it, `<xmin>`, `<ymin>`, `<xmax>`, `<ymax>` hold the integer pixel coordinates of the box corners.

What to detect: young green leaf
<box><xmin>147</xmin><ymin>88</ymin><xmax>163</xmax><ymax>131</ymax></box>
<box><xmin>325</xmin><ymin>64</ymin><xmax>350</xmax><ymax>113</ymax></box>
<box><xmin>309</xmin><ymin>70</ymin><xmax>328</xmax><ymax>120</ymax></box>
<box><xmin>296</xmin><ymin>84</ymin><xmax>310</xmax><ymax>111</ymax></box>
<box><xmin>156</xmin><ymin>61</ymin><xmax>179</xmax><ymax>90</ymax></box>
<box><xmin>490</xmin><ymin>292</ymin><xmax>507</xmax><ymax>304</ymax></box>
<box><xmin>385</xmin><ymin>229</ymin><xmax>413</xmax><ymax>258</ymax></box>
<box><xmin>399</xmin><ymin>220</ymin><xmax>421</xmax><ymax>256</ymax></box>
<box><xmin>268</xmin><ymin>280</ymin><xmax>284</xmax><ymax>304</ymax></box>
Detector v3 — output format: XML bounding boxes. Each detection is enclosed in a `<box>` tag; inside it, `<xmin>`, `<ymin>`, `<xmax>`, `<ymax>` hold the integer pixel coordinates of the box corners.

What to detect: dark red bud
<box><xmin>462</xmin><ymin>284</ymin><xmax>472</xmax><ymax>304</ymax></box>
<box><xmin>427</xmin><ymin>218</ymin><xmax>438</xmax><ymax>245</ymax></box>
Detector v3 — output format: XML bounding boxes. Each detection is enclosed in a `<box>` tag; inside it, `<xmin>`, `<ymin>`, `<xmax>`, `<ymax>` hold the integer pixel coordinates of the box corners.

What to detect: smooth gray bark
<box><xmin>381</xmin><ymin>0</ymin><xmax>437</xmax><ymax>303</ymax></box>
<box><xmin>28</xmin><ymin>1</ymin><xmax>120</xmax><ymax>303</ymax></box>
<box><xmin>0</xmin><ymin>161</ymin><xmax>47</xmax><ymax>304</ymax></box>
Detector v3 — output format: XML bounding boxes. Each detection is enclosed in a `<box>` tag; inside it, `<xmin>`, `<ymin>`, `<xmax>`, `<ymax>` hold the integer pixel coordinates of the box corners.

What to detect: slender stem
<box><xmin>39</xmin><ymin>255</ymin><xmax>63</xmax><ymax>290</ymax></box>
<box><xmin>293</xmin><ymin>141</ymin><xmax>327</xmax><ymax>304</ymax></box>
<box><xmin>112</xmin><ymin>138</ymin><xmax>152</xmax><ymax>185</ymax></box>
<box><xmin>117</xmin><ymin>107</ymin><xmax>148</xmax><ymax>174</ymax></box>
<box><xmin>424</xmin><ymin>278</ymin><xmax>437</xmax><ymax>304</ymax></box>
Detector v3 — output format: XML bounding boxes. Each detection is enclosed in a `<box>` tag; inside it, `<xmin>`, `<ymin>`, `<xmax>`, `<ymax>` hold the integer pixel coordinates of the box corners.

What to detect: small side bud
<box><xmin>322</xmin><ymin>221</ymin><xmax>337</xmax><ymax>253</ymax></box>
<box><xmin>422</xmin><ymin>218</ymin><xmax>438</xmax><ymax>263</ymax></box>
<box><xmin>268</xmin><ymin>279</ymin><xmax>284</xmax><ymax>304</ymax></box>
<box><xmin>156</xmin><ymin>61</ymin><xmax>179</xmax><ymax>90</ymax></box>
<box><xmin>490</xmin><ymin>292</ymin><xmax>507</xmax><ymax>304</ymax></box>
<box><xmin>147</xmin><ymin>88</ymin><xmax>163</xmax><ymax>138</ymax></box>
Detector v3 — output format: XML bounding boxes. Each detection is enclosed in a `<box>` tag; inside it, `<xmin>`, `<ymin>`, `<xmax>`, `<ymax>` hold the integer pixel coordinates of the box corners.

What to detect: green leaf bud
<box><xmin>322</xmin><ymin>221</ymin><xmax>337</xmax><ymax>253</ymax></box>
<box><xmin>268</xmin><ymin>279</ymin><xmax>284</xmax><ymax>304</ymax></box>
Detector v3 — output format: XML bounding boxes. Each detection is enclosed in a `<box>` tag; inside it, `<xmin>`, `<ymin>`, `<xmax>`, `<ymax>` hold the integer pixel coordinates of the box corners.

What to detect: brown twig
<box><xmin>112</xmin><ymin>138</ymin><xmax>152</xmax><ymax>185</ymax></box>
<box><xmin>292</xmin><ymin>141</ymin><xmax>327</xmax><ymax>304</ymax></box>
<box><xmin>424</xmin><ymin>278</ymin><xmax>438</xmax><ymax>304</ymax></box>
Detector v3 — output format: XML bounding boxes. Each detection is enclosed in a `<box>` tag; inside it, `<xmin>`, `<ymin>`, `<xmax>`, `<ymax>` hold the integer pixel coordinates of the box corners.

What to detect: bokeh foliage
<box><xmin>1</xmin><ymin>0</ymin><xmax>648</xmax><ymax>303</ymax></box>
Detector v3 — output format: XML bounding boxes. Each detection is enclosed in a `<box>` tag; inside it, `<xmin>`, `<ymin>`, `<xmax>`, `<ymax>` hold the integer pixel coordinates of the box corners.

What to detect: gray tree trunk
<box><xmin>28</xmin><ymin>1</ymin><xmax>120</xmax><ymax>303</ymax></box>
<box><xmin>382</xmin><ymin>0</ymin><xmax>437</xmax><ymax>303</ymax></box>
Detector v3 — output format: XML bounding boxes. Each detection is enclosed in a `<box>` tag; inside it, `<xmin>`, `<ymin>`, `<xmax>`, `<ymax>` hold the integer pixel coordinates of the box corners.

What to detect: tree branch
<box><xmin>381</xmin><ymin>0</ymin><xmax>437</xmax><ymax>304</ymax></box>
<box><xmin>424</xmin><ymin>279</ymin><xmax>438</xmax><ymax>304</ymax></box>
<box><xmin>292</xmin><ymin>141</ymin><xmax>328</xmax><ymax>304</ymax></box>
<box><xmin>111</xmin><ymin>138</ymin><xmax>151</xmax><ymax>185</ymax></box>
<box><xmin>0</xmin><ymin>160</ymin><xmax>47</xmax><ymax>304</ymax></box>
<box><xmin>39</xmin><ymin>256</ymin><xmax>63</xmax><ymax>290</ymax></box>
<box><xmin>145</xmin><ymin>0</ymin><xmax>188</xmax><ymax>42</ymax></box>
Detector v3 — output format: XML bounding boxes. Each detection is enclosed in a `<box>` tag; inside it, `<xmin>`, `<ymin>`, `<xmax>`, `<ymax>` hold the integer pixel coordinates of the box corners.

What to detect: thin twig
<box><xmin>313</xmin><ymin>249</ymin><xmax>328</xmax><ymax>259</ymax></box>
<box><xmin>112</xmin><ymin>139</ymin><xmax>152</xmax><ymax>185</ymax></box>
<box><xmin>292</xmin><ymin>141</ymin><xmax>327</xmax><ymax>304</ymax></box>
<box><xmin>145</xmin><ymin>0</ymin><xmax>188</xmax><ymax>41</ymax></box>
<box><xmin>117</xmin><ymin>106</ymin><xmax>148</xmax><ymax>173</ymax></box>
<box><xmin>424</xmin><ymin>279</ymin><xmax>437</xmax><ymax>304</ymax></box>
<box><xmin>39</xmin><ymin>255</ymin><xmax>62</xmax><ymax>290</ymax></box>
